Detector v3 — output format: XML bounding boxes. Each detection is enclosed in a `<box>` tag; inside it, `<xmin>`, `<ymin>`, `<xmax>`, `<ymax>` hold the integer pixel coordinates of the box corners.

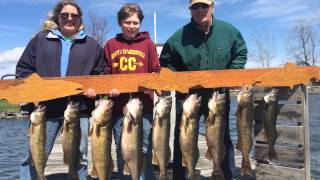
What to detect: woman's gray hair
<box><xmin>51</xmin><ymin>0</ymin><xmax>83</xmax><ymax>26</ymax></box>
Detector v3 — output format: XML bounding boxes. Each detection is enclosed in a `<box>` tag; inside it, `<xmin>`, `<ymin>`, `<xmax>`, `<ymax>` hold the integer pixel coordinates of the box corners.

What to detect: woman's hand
<box><xmin>83</xmin><ymin>88</ymin><xmax>96</xmax><ymax>98</ymax></box>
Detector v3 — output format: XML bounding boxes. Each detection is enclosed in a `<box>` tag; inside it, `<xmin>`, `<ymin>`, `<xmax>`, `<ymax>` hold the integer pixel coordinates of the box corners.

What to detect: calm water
<box><xmin>0</xmin><ymin>94</ymin><xmax>319</xmax><ymax>180</ymax></box>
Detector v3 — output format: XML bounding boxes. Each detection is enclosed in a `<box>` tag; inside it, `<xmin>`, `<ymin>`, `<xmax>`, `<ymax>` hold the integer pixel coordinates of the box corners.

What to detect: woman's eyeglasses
<box><xmin>190</xmin><ymin>3</ymin><xmax>209</xmax><ymax>10</ymax></box>
<box><xmin>59</xmin><ymin>13</ymin><xmax>80</xmax><ymax>21</ymax></box>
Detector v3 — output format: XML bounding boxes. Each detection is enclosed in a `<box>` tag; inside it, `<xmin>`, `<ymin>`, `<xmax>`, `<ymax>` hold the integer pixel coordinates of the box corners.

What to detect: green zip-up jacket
<box><xmin>160</xmin><ymin>18</ymin><xmax>247</xmax><ymax>71</ymax></box>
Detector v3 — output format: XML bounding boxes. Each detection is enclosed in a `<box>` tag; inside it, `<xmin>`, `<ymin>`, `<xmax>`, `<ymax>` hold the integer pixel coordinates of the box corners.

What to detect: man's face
<box><xmin>58</xmin><ymin>4</ymin><xmax>81</xmax><ymax>37</ymax></box>
<box><xmin>190</xmin><ymin>3</ymin><xmax>213</xmax><ymax>26</ymax></box>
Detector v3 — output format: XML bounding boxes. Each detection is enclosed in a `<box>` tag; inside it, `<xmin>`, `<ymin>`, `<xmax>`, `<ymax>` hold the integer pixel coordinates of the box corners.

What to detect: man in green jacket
<box><xmin>160</xmin><ymin>0</ymin><xmax>247</xmax><ymax>179</ymax></box>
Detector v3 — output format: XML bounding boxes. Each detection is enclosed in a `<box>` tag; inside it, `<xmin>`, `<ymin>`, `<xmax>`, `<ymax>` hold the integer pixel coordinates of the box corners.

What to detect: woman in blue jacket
<box><xmin>16</xmin><ymin>1</ymin><xmax>105</xmax><ymax>180</ymax></box>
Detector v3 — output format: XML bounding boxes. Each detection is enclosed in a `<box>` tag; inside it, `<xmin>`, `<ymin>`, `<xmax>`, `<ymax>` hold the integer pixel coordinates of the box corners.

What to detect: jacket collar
<box><xmin>47</xmin><ymin>29</ymin><xmax>86</xmax><ymax>40</ymax></box>
<box><xmin>190</xmin><ymin>16</ymin><xmax>214</xmax><ymax>35</ymax></box>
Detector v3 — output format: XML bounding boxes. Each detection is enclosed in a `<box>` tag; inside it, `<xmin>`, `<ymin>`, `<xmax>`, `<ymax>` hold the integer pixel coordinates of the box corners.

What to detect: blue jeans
<box><xmin>20</xmin><ymin>117</ymin><xmax>89</xmax><ymax>180</ymax></box>
<box><xmin>113</xmin><ymin>114</ymin><xmax>156</xmax><ymax>180</ymax></box>
<box><xmin>174</xmin><ymin>97</ymin><xmax>235</xmax><ymax>180</ymax></box>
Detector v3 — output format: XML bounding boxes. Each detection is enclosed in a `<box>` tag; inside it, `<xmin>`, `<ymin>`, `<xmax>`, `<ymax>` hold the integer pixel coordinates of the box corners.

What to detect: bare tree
<box><xmin>87</xmin><ymin>11</ymin><xmax>108</xmax><ymax>46</ymax></box>
<box><xmin>249</xmin><ymin>27</ymin><xmax>276</xmax><ymax>68</ymax></box>
<box><xmin>287</xmin><ymin>20</ymin><xmax>319</xmax><ymax>66</ymax></box>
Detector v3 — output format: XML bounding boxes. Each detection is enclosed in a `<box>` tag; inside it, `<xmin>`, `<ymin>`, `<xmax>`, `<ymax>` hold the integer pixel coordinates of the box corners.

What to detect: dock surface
<box><xmin>45</xmin><ymin>133</ymin><xmax>256</xmax><ymax>179</ymax></box>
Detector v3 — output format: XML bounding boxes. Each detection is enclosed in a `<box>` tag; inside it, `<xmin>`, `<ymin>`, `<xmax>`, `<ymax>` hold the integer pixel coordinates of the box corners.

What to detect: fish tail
<box><xmin>188</xmin><ymin>173</ymin><xmax>197</xmax><ymax>180</ymax></box>
<box><xmin>210</xmin><ymin>169</ymin><xmax>225</xmax><ymax>180</ymax></box>
<box><xmin>108</xmin><ymin>158</ymin><xmax>114</xmax><ymax>177</ymax></box>
<box><xmin>240</xmin><ymin>160</ymin><xmax>253</xmax><ymax>176</ymax></box>
<box><xmin>152</xmin><ymin>151</ymin><xmax>159</xmax><ymax>165</ymax></box>
<box><xmin>123</xmin><ymin>163</ymin><xmax>130</xmax><ymax>175</ymax></box>
<box><xmin>205</xmin><ymin>149</ymin><xmax>212</xmax><ymax>160</ymax></box>
<box><xmin>68</xmin><ymin>168</ymin><xmax>78</xmax><ymax>180</ymax></box>
<box><xmin>159</xmin><ymin>174</ymin><xmax>170</xmax><ymax>180</ymax></box>
<box><xmin>268</xmin><ymin>148</ymin><xmax>278</xmax><ymax>160</ymax></box>
<box><xmin>236</xmin><ymin>139</ymin><xmax>242</xmax><ymax>151</ymax></box>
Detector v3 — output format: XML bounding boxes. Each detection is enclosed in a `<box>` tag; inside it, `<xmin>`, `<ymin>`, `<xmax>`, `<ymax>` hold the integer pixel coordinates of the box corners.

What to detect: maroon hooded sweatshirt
<box><xmin>104</xmin><ymin>31</ymin><xmax>160</xmax><ymax>115</ymax></box>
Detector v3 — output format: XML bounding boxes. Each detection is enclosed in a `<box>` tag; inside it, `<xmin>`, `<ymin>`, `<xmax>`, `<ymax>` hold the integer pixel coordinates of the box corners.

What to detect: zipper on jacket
<box><xmin>203</xmin><ymin>33</ymin><xmax>209</xmax><ymax>70</ymax></box>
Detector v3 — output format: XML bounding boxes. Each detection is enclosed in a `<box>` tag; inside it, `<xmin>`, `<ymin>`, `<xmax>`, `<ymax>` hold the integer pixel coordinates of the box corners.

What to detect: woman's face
<box><xmin>58</xmin><ymin>4</ymin><xmax>81</xmax><ymax>37</ymax></box>
<box><xmin>120</xmin><ymin>13</ymin><xmax>140</xmax><ymax>40</ymax></box>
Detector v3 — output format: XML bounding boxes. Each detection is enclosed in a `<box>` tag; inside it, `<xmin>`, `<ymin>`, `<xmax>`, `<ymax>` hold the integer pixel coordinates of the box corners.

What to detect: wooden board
<box><xmin>0</xmin><ymin>63</ymin><xmax>319</xmax><ymax>105</ymax></box>
<box><xmin>254</xmin><ymin>103</ymin><xmax>303</xmax><ymax>125</ymax></box>
<box><xmin>301</xmin><ymin>86</ymin><xmax>311</xmax><ymax>180</ymax></box>
<box><xmin>253</xmin><ymin>86</ymin><xmax>303</xmax><ymax>101</ymax></box>
<box><xmin>254</xmin><ymin>144</ymin><xmax>304</xmax><ymax>168</ymax></box>
<box><xmin>255</xmin><ymin>125</ymin><xmax>304</xmax><ymax>145</ymax></box>
<box><xmin>255</xmin><ymin>163</ymin><xmax>305</xmax><ymax>180</ymax></box>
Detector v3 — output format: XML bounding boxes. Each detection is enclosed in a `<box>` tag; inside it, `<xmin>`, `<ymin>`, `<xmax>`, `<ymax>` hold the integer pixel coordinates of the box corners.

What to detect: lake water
<box><xmin>0</xmin><ymin>94</ymin><xmax>319</xmax><ymax>180</ymax></box>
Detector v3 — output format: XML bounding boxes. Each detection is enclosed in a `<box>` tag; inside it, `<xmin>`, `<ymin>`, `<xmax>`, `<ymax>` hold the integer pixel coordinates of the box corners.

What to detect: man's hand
<box><xmin>109</xmin><ymin>88</ymin><xmax>120</xmax><ymax>97</ymax></box>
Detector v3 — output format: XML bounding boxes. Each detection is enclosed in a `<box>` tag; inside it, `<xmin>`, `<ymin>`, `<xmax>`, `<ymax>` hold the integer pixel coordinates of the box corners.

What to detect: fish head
<box><xmin>124</xmin><ymin>98</ymin><xmax>143</xmax><ymax>123</ymax></box>
<box><xmin>264</xmin><ymin>88</ymin><xmax>278</xmax><ymax>104</ymax></box>
<box><xmin>183</xmin><ymin>94</ymin><xmax>202</xmax><ymax>118</ymax></box>
<box><xmin>237</xmin><ymin>85</ymin><xmax>253</xmax><ymax>106</ymax></box>
<box><xmin>64</xmin><ymin>101</ymin><xmax>79</xmax><ymax>123</ymax></box>
<box><xmin>92</xmin><ymin>99</ymin><xmax>114</xmax><ymax>124</ymax></box>
<box><xmin>155</xmin><ymin>96</ymin><xmax>172</xmax><ymax>118</ymax></box>
<box><xmin>30</xmin><ymin>105</ymin><xmax>46</xmax><ymax>125</ymax></box>
<box><xmin>208</xmin><ymin>92</ymin><xmax>226</xmax><ymax>114</ymax></box>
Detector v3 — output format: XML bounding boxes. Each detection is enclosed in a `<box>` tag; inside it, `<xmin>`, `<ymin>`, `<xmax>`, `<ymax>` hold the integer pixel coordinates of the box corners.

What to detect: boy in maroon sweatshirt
<box><xmin>104</xmin><ymin>3</ymin><xmax>160</xmax><ymax>180</ymax></box>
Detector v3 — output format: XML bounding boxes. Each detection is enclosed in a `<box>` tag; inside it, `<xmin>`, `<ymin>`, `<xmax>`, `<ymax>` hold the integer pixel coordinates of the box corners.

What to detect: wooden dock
<box><xmin>45</xmin><ymin>132</ymin><xmax>256</xmax><ymax>179</ymax></box>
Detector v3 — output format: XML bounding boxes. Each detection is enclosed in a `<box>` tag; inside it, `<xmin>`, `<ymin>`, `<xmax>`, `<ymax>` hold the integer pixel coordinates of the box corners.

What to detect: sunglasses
<box><xmin>191</xmin><ymin>3</ymin><xmax>209</xmax><ymax>10</ymax></box>
<box><xmin>59</xmin><ymin>13</ymin><xmax>80</xmax><ymax>21</ymax></box>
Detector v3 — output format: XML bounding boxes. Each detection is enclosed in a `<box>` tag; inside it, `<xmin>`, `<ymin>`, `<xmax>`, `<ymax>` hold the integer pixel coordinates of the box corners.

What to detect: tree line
<box><xmin>249</xmin><ymin>19</ymin><xmax>319</xmax><ymax>67</ymax></box>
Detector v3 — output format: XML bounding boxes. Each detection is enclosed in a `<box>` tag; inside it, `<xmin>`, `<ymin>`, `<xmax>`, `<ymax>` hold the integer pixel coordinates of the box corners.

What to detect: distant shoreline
<box><xmin>0</xmin><ymin>112</ymin><xmax>29</xmax><ymax>120</ymax></box>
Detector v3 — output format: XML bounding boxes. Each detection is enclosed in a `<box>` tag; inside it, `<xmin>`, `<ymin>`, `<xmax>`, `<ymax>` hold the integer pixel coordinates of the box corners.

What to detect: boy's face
<box><xmin>120</xmin><ymin>13</ymin><xmax>141</xmax><ymax>40</ymax></box>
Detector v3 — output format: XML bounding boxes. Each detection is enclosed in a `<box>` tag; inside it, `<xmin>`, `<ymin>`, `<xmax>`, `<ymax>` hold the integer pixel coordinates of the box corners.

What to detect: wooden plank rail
<box><xmin>255</xmin><ymin>125</ymin><xmax>304</xmax><ymax>145</ymax></box>
<box><xmin>253</xmin><ymin>86</ymin><xmax>303</xmax><ymax>101</ymax></box>
<box><xmin>254</xmin><ymin>144</ymin><xmax>304</xmax><ymax>168</ymax></box>
<box><xmin>255</xmin><ymin>163</ymin><xmax>305</xmax><ymax>180</ymax></box>
<box><xmin>253</xmin><ymin>85</ymin><xmax>311</xmax><ymax>180</ymax></box>
<box><xmin>254</xmin><ymin>103</ymin><xmax>303</xmax><ymax>125</ymax></box>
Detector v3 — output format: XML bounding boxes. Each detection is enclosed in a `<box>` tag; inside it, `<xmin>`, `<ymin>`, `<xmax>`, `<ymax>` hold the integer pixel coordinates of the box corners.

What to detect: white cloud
<box><xmin>0</xmin><ymin>47</ymin><xmax>25</xmax><ymax>64</ymax></box>
<box><xmin>0</xmin><ymin>47</ymin><xmax>24</xmax><ymax>78</ymax></box>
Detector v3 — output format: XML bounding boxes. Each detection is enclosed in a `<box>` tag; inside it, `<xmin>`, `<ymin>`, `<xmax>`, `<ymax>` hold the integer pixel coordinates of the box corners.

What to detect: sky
<box><xmin>0</xmin><ymin>0</ymin><xmax>319</xmax><ymax>78</ymax></box>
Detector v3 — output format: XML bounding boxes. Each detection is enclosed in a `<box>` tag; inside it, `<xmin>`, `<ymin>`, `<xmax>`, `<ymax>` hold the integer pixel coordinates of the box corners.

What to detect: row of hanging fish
<box><xmin>27</xmin><ymin>86</ymin><xmax>279</xmax><ymax>180</ymax></box>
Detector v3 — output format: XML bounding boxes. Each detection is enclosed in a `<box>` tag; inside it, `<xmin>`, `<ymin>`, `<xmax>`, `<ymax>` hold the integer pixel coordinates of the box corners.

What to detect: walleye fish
<box><xmin>179</xmin><ymin>94</ymin><xmax>202</xmax><ymax>180</ymax></box>
<box><xmin>152</xmin><ymin>96</ymin><xmax>172</xmax><ymax>180</ymax></box>
<box><xmin>61</xmin><ymin>102</ymin><xmax>81</xmax><ymax>179</ymax></box>
<box><xmin>206</xmin><ymin>92</ymin><xmax>226</xmax><ymax>180</ymax></box>
<box><xmin>90</xmin><ymin>99</ymin><xmax>114</xmax><ymax>180</ymax></box>
<box><xmin>121</xmin><ymin>98</ymin><xmax>144</xmax><ymax>180</ymax></box>
<box><xmin>236</xmin><ymin>85</ymin><xmax>254</xmax><ymax>176</ymax></box>
<box><xmin>29</xmin><ymin>106</ymin><xmax>47</xmax><ymax>180</ymax></box>
<box><xmin>263</xmin><ymin>88</ymin><xmax>279</xmax><ymax>160</ymax></box>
